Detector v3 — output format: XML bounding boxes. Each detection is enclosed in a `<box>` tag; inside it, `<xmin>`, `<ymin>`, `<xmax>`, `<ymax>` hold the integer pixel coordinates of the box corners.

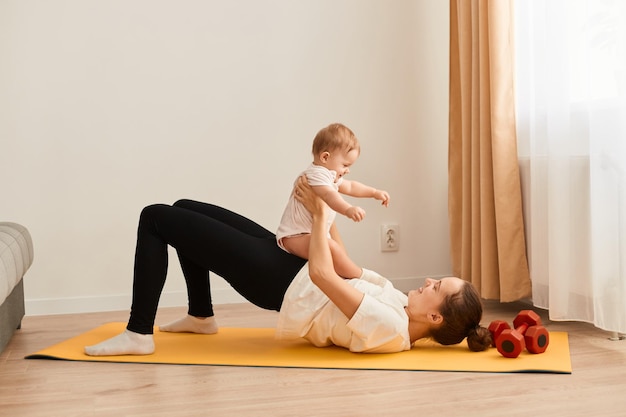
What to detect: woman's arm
<box><xmin>294</xmin><ymin>176</ymin><xmax>364</xmax><ymax>319</ymax></box>
<box><xmin>329</xmin><ymin>222</ymin><xmax>345</xmax><ymax>250</ymax></box>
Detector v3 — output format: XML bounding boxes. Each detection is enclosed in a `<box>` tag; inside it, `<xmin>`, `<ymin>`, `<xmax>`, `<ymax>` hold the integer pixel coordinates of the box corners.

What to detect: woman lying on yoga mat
<box><xmin>85</xmin><ymin>176</ymin><xmax>492</xmax><ymax>356</ymax></box>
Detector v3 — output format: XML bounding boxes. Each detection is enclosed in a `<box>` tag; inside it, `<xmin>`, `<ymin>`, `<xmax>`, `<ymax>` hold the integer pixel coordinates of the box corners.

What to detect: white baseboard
<box><xmin>25</xmin><ymin>288</ymin><xmax>248</xmax><ymax>316</ymax></box>
<box><xmin>25</xmin><ymin>276</ymin><xmax>431</xmax><ymax>316</ymax></box>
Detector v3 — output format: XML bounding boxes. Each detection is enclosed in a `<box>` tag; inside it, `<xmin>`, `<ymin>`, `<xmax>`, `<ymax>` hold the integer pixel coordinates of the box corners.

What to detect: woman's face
<box><xmin>406</xmin><ymin>277</ymin><xmax>464</xmax><ymax>323</ymax></box>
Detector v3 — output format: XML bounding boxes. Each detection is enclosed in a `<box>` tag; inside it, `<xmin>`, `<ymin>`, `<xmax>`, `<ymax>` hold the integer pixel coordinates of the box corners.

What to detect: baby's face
<box><xmin>325</xmin><ymin>148</ymin><xmax>359</xmax><ymax>182</ymax></box>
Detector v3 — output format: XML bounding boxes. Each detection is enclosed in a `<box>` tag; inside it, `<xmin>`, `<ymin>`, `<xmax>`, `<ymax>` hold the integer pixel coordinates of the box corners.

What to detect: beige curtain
<box><xmin>448</xmin><ymin>0</ymin><xmax>531</xmax><ymax>302</ymax></box>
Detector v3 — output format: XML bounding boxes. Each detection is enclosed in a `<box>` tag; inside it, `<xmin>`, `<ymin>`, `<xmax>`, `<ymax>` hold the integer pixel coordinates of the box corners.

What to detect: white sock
<box><xmin>159</xmin><ymin>315</ymin><xmax>218</xmax><ymax>334</ymax></box>
<box><xmin>84</xmin><ymin>329</ymin><xmax>155</xmax><ymax>356</ymax></box>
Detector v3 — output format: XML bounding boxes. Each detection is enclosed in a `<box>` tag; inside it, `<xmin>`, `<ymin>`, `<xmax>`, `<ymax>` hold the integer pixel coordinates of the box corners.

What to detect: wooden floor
<box><xmin>1</xmin><ymin>301</ymin><xmax>625</xmax><ymax>417</ymax></box>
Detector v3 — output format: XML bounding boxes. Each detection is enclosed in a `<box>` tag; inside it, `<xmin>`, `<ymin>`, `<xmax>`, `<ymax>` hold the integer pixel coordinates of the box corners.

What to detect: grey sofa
<box><xmin>0</xmin><ymin>222</ymin><xmax>34</xmax><ymax>353</ymax></box>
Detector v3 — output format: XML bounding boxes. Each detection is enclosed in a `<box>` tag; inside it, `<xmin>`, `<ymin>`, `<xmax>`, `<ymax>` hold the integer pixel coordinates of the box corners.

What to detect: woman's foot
<box><xmin>84</xmin><ymin>329</ymin><xmax>155</xmax><ymax>356</ymax></box>
<box><xmin>159</xmin><ymin>315</ymin><xmax>218</xmax><ymax>334</ymax></box>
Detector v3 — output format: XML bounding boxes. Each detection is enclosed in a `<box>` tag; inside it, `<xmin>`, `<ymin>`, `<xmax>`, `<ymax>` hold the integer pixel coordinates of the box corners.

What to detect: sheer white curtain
<box><xmin>516</xmin><ymin>0</ymin><xmax>626</xmax><ymax>334</ymax></box>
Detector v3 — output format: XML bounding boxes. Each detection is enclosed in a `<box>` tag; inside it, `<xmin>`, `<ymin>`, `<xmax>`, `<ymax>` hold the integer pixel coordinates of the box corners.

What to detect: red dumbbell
<box><xmin>488</xmin><ymin>310</ymin><xmax>550</xmax><ymax>358</ymax></box>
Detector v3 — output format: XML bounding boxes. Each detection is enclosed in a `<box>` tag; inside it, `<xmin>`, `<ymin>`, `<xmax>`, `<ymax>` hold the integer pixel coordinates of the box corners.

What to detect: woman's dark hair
<box><xmin>430</xmin><ymin>281</ymin><xmax>492</xmax><ymax>352</ymax></box>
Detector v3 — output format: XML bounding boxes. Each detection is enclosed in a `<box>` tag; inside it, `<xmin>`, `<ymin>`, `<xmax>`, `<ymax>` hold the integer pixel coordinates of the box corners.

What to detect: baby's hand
<box><xmin>374</xmin><ymin>190</ymin><xmax>390</xmax><ymax>207</ymax></box>
<box><xmin>345</xmin><ymin>206</ymin><xmax>366</xmax><ymax>222</ymax></box>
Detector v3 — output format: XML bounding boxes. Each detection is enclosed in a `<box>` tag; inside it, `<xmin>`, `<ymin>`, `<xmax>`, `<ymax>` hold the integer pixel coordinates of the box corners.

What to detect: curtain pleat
<box><xmin>448</xmin><ymin>0</ymin><xmax>531</xmax><ymax>302</ymax></box>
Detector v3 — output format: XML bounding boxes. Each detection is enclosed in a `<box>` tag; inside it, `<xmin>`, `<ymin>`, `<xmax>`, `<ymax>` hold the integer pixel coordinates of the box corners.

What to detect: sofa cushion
<box><xmin>0</xmin><ymin>223</ymin><xmax>34</xmax><ymax>304</ymax></box>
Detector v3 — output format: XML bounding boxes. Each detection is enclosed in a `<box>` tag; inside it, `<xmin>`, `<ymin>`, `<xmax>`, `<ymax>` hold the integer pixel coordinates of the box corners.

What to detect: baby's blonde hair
<box><xmin>312</xmin><ymin>123</ymin><xmax>360</xmax><ymax>156</ymax></box>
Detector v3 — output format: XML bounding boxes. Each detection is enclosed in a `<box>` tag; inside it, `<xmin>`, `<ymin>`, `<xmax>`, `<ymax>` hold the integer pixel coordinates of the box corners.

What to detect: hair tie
<box><xmin>468</xmin><ymin>324</ymin><xmax>480</xmax><ymax>335</ymax></box>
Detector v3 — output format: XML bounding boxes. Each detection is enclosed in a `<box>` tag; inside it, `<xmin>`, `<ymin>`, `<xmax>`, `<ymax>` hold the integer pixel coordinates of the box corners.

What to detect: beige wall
<box><xmin>0</xmin><ymin>0</ymin><xmax>451</xmax><ymax>315</ymax></box>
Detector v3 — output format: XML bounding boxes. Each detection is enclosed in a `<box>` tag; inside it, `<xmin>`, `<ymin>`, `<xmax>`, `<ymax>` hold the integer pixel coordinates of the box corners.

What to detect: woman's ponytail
<box><xmin>466</xmin><ymin>324</ymin><xmax>493</xmax><ymax>352</ymax></box>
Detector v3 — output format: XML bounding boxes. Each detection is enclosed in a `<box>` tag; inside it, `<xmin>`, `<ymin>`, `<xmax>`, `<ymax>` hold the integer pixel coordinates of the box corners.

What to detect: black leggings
<box><xmin>128</xmin><ymin>199</ymin><xmax>307</xmax><ymax>334</ymax></box>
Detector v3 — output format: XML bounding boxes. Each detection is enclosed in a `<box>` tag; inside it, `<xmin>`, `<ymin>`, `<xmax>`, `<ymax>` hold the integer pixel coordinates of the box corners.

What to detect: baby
<box><xmin>276</xmin><ymin>123</ymin><xmax>390</xmax><ymax>278</ymax></box>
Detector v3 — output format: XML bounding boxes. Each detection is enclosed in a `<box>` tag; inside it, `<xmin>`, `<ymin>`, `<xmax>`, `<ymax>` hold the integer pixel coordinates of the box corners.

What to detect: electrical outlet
<box><xmin>380</xmin><ymin>224</ymin><xmax>399</xmax><ymax>252</ymax></box>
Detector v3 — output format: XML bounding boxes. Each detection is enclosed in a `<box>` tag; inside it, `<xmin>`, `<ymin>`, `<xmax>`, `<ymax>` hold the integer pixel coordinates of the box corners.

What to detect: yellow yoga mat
<box><xmin>26</xmin><ymin>323</ymin><xmax>572</xmax><ymax>373</ymax></box>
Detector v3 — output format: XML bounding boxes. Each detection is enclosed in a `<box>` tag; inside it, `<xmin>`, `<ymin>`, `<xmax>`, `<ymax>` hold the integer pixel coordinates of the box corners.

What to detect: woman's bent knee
<box><xmin>173</xmin><ymin>199</ymin><xmax>193</xmax><ymax>208</ymax></box>
<box><xmin>140</xmin><ymin>204</ymin><xmax>169</xmax><ymax>221</ymax></box>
